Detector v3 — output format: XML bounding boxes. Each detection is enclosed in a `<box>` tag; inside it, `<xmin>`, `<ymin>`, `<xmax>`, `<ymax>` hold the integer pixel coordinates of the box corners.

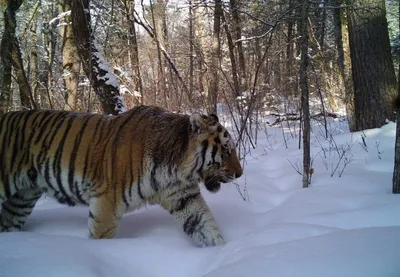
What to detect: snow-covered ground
<box><xmin>1</xmin><ymin>117</ymin><xmax>400</xmax><ymax>277</ymax></box>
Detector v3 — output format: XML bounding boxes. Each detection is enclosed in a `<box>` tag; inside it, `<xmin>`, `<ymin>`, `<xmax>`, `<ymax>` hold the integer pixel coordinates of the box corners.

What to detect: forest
<box><xmin>2</xmin><ymin>0</ymin><xmax>399</xmax><ymax>189</ymax></box>
<box><xmin>1</xmin><ymin>1</ymin><xmax>400</xmax><ymax>276</ymax></box>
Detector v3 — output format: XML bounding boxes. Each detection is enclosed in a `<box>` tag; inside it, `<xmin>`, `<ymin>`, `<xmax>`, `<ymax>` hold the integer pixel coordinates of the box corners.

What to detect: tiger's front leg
<box><xmin>160</xmin><ymin>187</ymin><xmax>225</xmax><ymax>247</ymax></box>
<box><xmin>88</xmin><ymin>192</ymin><xmax>123</xmax><ymax>239</ymax></box>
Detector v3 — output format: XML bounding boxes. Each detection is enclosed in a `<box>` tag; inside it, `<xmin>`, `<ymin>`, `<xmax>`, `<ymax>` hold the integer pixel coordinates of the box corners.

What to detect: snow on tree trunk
<box><xmin>71</xmin><ymin>0</ymin><xmax>126</xmax><ymax>115</ymax></box>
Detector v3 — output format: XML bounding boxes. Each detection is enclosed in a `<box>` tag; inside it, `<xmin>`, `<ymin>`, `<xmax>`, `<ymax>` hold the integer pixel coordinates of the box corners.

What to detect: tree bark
<box><xmin>332</xmin><ymin>0</ymin><xmax>355</xmax><ymax>129</ymax></box>
<box><xmin>392</xmin><ymin>2</ymin><xmax>400</xmax><ymax>194</ymax></box>
<box><xmin>230</xmin><ymin>0</ymin><xmax>246</xmax><ymax>92</ymax></box>
<box><xmin>346</xmin><ymin>0</ymin><xmax>397</xmax><ymax>131</ymax></box>
<box><xmin>71</xmin><ymin>0</ymin><xmax>126</xmax><ymax>115</ymax></box>
<box><xmin>123</xmin><ymin>0</ymin><xmax>143</xmax><ymax>104</ymax></box>
<box><xmin>0</xmin><ymin>0</ymin><xmax>23</xmax><ymax>114</ymax></box>
<box><xmin>393</xmin><ymin>69</ymin><xmax>400</xmax><ymax>193</ymax></box>
<box><xmin>150</xmin><ymin>0</ymin><xmax>168</xmax><ymax>108</ymax></box>
<box><xmin>222</xmin><ymin>12</ymin><xmax>240</xmax><ymax>98</ymax></box>
<box><xmin>193</xmin><ymin>2</ymin><xmax>208</xmax><ymax>107</ymax></box>
<box><xmin>207</xmin><ymin>0</ymin><xmax>222</xmax><ymax>115</ymax></box>
<box><xmin>298</xmin><ymin>0</ymin><xmax>311</xmax><ymax>188</ymax></box>
<box><xmin>189</xmin><ymin>0</ymin><xmax>194</xmax><ymax>98</ymax></box>
<box><xmin>11</xmin><ymin>38</ymin><xmax>35</xmax><ymax>110</ymax></box>
<box><xmin>60</xmin><ymin>0</ymin><xmax>81</xmax><ymax>111</ymax></box>
<box><xmin>30</xmin><ymin>10</ymin><xmax>40</xmax><ymax>106</ymax></box>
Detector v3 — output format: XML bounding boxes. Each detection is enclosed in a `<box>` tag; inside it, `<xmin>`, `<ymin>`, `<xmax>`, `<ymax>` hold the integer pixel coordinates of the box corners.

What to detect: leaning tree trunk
<box><xmin>71</xmin><ymin>0</ymin><xmax>126</xmax><ymax>115</ymax></box>
<box><xmin>11</xmin><ymin>37</ymin><xmax>35</xmax><ymax>110</ymax></box>
<box><xmin>346</xmin><ymin>0</ymin><xmax>397</xmax><ymax>131</ymax></box>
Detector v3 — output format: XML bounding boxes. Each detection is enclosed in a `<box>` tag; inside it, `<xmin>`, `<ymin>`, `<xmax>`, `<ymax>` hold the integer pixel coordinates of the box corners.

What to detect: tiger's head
<box><xmin>188</xmin><ymin>113</ymin><xmax>243</xmax><ymax>193</ymax></box>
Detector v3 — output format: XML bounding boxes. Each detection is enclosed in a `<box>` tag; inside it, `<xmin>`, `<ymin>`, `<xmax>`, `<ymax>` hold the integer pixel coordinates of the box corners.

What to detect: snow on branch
<box><xmin>71</xmin><ymin>0</ymin><xmax>126</xmax><ymax>115</ymax></box>
<box><xmin>49</xmin><ymin>11</ymin><xmax>71</xmax><ymax>26</ymax></box>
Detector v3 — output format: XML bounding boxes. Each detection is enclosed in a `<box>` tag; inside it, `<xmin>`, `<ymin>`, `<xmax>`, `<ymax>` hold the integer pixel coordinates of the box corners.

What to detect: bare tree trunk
<box><xmin>286</xmin><ymin>0</ymin><xmax>295</xmax><ymax>97</ymax></box>
<box><xmin>0</xmin><ymin>0</ymin><xmax>35</xmax><ymax>112</ymax></box>
<box><xmin>46</xmin><ymin>17</ymin><xmax>57</xmax><ymax>110</ymax></box>
<box><xmin>392</xmin><ymin>3</ymin><xmax>400</xmax><ymax>194</ymax></box>
<box><xmin>30</xmin><ymin>12</ymin><xmax>40</xmax><ymax>106</ymax></box>
<box><xmin>346</xmin><ymin>0</ymin><xmax>397</xmax><ymax>131</ymax></box>
<box><xmin>71</xmin><ymin>0</ymin><xmax>126</xmax><ymax>115</ymax></box>
<box><xmin>207</xmin><ymin>0</ymin><xmax>222</xmax><ymax>115</ymax></box>
<box><xmin>193</xmin><ymin>3</ymin><xmax>209</xmax><ymax>107</ymax></box>
<box><xmin>393</xmin><ymin>114</ymin><xmax>400</xmax><ymax>193</ymax></box>
<box><xmin>123</xmin><ymin>0</ymin><xmax>143</xmax><ymax>104</ymax></box>
<box><xmin>335</xmin><ymin>1</ymin><xmax>355</xmax><ymax>130</ymax></box>
<box><xmin>307</xmin><ymin>18</ymin><xmax>339</xmax><ymax>111</ymax></box>
<box><xmin>60</xmin><ymin>0</ymin><xmax>81</xmax><ymax>111</ymax></box>
<box><xmin>230</xmin><ymin>0</ymin><xmax>246</xmax><ymax>91</ymax></box>
<box><xmin>189</xmin><ymin>0</ymin><xmax>194</xmax><ymax>98</ymax></box>
<box><xmin>222</xmin><ymin>12</ymin><xmax>240</xmax><ymax>98</ymax></box>
<box><xmin>298</xmin><ymin>0</ymin><xmax>311</xmax><ymax>188</ymax></box>
<box><xmin>150</xmin><ymin>0</ymin><xmax>168</xmax><ymax>108</ymax></box>
<box><xmin>393</xmin><ymin>66</ymin><xmax>400</xmax><ymax>193</ymax></box>
<box><xmin>0</xmin><ymin>0</ymin><xmax>22</xmax><ymax>114</ymax></box>
<box><xmin>11</xmin><ymin>37</ymin><xmax>35</xmax><ymax>110</ymax></box>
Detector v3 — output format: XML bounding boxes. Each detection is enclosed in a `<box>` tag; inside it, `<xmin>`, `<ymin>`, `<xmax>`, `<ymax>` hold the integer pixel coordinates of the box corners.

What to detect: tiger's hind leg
<box><xmin>88</xmin><ymin>193</ymin><xmax>123</xmax><ymax>239</ymax></box>
<box><xmin>0</xmin><ymin>188</ymin><xmax>44</xmax><ymax>232</ymax></box>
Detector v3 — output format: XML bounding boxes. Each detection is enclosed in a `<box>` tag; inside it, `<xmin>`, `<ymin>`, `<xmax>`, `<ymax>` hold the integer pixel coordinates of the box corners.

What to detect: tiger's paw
<box><xmin>191</xmin><ymin>229</ymin><xmax>225</xmax><ymax>247</ymax></box>
<box><xmin>0</xmin><ymin>225</ymin><xmax>21</xmax><ymax>232</ymax></box>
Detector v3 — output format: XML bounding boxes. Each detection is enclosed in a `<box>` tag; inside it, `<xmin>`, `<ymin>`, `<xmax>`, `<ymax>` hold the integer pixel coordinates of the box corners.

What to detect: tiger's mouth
<box><xmin>204</xmin><ymin>176</ymin><xmax>232</xmax><ymax>193</ymax></box>
<box><xmin>204</xmin><ymin>178</ymin><xmax>221</xmax><ymax>193</ymax></box>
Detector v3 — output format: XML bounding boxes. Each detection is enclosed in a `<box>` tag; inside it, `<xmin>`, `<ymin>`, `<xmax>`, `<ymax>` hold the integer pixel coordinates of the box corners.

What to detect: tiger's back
<box><xmin>0</xmin><ymin>106</ymin><xmax>243</xmax><ymax>247</ymax></box>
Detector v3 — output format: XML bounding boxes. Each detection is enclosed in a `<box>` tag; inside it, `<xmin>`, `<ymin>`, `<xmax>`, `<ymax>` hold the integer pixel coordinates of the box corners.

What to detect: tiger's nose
<box><xmin>235</xmin><ymin>171</ymin><xmax>242</xmax><ymax>178</ymax></box>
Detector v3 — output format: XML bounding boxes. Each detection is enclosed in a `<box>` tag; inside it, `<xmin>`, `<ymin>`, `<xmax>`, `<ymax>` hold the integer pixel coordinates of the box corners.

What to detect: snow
<box><xmin>91</xmin><ymin>40</ymin><xmax>127</xmax><ymax>114</ymax></box>
<box><xmin>1</xmin><ymin>117</ymin><xmax>400</xmax><ymax>277</ymax></box>
<box><xmin>92</xmin><ymin>40</ymin><xmax>120</xmax><ymax>90</ymax></box>
<box><xmin>48</xmin><ymin>11</ymin><xmax>71</xmax><ymax>26</ymax></box>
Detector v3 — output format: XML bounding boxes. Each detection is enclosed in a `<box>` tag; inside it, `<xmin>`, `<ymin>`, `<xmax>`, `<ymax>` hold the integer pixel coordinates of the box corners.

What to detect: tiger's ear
<box><xmin>190</xmin><ymin>113</ymin><xmax>207</xmax><ymax>134</ymax></box>
<box><xmin>208</xmin><ymin>114</ymin><xmax>219</xmax><ymax>123</ymax></box>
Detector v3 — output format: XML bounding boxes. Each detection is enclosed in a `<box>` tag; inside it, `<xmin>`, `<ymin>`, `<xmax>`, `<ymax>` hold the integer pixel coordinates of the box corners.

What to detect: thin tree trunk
<box><xmin>335</xmin><ymin>1</ymin><xmax>355</xmax><ymax>130</ymax></box>
<box><xmin>222</xmin><ymin>12</ymin><xmax>240</xmax><ymax>98</ymax></box>
<box><xmin>393</xmin><ymin>64</ymin><xmax>400</xmax><ymax>194</ymax></box>
<box><xmin>193</xmin><ymin>2</ymin><xmax>209</xmax><ymax>107</ymax></box>
<box><xmin>11</xmin><ymin>38</ymin><xmax>35</xmax><ymax>109</ymax></box>
<box><xmin>346</xmin><ymin>0</ymin><xmax>397</xmax><ymax>131</ymax></box>
<box><xmin>47</xmin><ymin>20</ymin><xmax>57</xmax><ymax>110</ymax></box>
<box><xmin>298</xmin><ymin>0</ymin><xmax>311</xmax><ymax>188</ymax></box>
<box><xmin>30</xmin><ymin>12</ymin><xmax>40</xmax><ymax>106</ymax></box>
<box><xmin>230</xmin><ymin>0</ymin><xmax>246</xmax><ymax>91</ymax></box>
<box><xmin>60</xmin><ymin>0</ymin><xmax>81</xmax><ymax>111</ymax></box>
<box><xmin>392</xmin><ymin>2</ymin><xmax>400</xmax><ymax>194</ymax></box>
<box><xmin>286</xmin><ymin>0</ymin><xmax>296</xmax><ymax>97</ymax></box>
<box><xmin>0</xmin><ymin>0</ymin><xmax>22</xmax><ymax>114</ymax></box>
<box><xmin>189</xmin><ymin>0</ymin><xmax>194</xmax><ymax>98</ymax></box>
<box><xmin>150</xmin><ymin>0</ymin><xmax>168</xmax><ymax>108</ymax></box>
<box><xmin>123</xmin><ymin>0</ymin><xmax>143</xmax><ymax>104</ymax></box>
<box><xmin>208</xmin><ymin>0</ymin><xmax>222</xmax><ymax>115</ymax></box>
<box><xmin>71</xmin><ymin>0</ymin><xmax>126</xmax><ymax>115</ymax></box>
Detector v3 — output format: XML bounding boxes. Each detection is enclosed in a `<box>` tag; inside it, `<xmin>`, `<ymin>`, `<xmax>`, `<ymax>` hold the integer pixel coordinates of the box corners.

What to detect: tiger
<box><xmin>0</xmin><ymin>105</ymin><xmax>243</xmax><ymax>247</ymax></box>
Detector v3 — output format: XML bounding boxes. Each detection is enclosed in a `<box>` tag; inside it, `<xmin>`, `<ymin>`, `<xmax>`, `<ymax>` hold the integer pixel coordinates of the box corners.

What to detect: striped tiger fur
<box><xmin>0</xmin><ymin>105</ymin><xmax>243</xmax><ymax>247</ymax></box>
